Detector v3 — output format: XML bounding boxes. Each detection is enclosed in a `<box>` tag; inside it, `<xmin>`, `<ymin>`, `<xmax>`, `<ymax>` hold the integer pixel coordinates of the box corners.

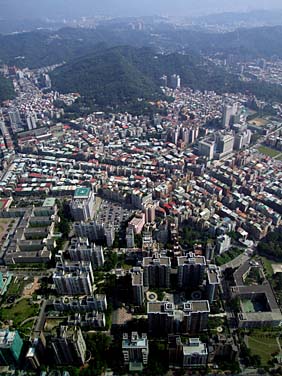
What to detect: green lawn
<box><xmin>0</xmin><ymin>298</ymin><xmax>40</xmax><ymax>327</ymax></box>
<box><xmin>258</xmin><ymin>146</ymin><xmax>280</xmax><ymax>158</ymax></box>
<box><xmin>260</xmin><ymin>256</ymin><xmax>274</xmax><ymax>277</ymax></box>
<box><xmin>5</xmin><ymin>277</ymin><xmax>27</xmax><ymax>297</ymax></box>
<box><xmin>18</xmin><ymin>321</ymin><xmax>34</xmax><ymax>337</ymax></box>
<box><xmin>215</xmin><ymin>248</ymin><xmax>244</xmax><ymax>266</ymax></box>
<box><xmin>247</xmin><ymin>332</ymin><xmax>280</xmax><ymax>366</ymax></box>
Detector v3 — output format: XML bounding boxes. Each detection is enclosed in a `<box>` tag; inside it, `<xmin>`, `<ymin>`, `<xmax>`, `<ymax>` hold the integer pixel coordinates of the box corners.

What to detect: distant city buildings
<box><xmin>1</xmin><ymin>54</ymin><xmax>282</xmax><ymax>374</ymax></box>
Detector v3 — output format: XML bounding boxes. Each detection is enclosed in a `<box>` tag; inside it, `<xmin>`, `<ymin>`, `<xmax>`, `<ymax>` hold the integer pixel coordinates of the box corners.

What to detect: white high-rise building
<box><xmin>182</xmin><ymin>338</ymin><xmax>208</xmax><ymax>368</ymax></box>
<box><xmin>234</xmin><ymin>129</ymin><xmax>252</xmax><ymax>150</ymax></box>
<box><xmin>26</xmin><ymin>114</ymin><xmax>37</xmax><ymax>130</ymax></box>
<box><xmin>199</xmin><ymin>140</ymin><xmax>215</xmax><ymax>160</ymax></box>
<box><xmin>70</xmin><ymin>187</ymin><xmax>95</xmax><ymax>222</ymax></box>
<box><xmin>53</xmin><ymin>261</ymin><xmax>94</xmax><ymax>296</ymax></box>
<box><xmin>216</xmin><ymin>133</ymin><xmax>235</xmax><ymax>158</ymax></box>
<box><xmin>216</xmin><ymin>234</ymin><xmax>231</xmax><ymax>254</ymax></box>
<box><xmin>170</xmin><ymin>74</ymin><xmax>181</xmax><ymax>89</ymax></box>
<box><xmin>68</xmin><ymin>237</ymin><xmax>104</xmax><ymax>269</ymax></box>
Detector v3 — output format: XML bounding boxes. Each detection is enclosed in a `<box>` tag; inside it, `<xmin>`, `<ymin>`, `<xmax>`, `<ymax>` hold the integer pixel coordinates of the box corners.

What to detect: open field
<box><xmin>0</xmin><ymin>298</ymin><xmax>40</xmax><ymax>326</ymax></box>
<box><xmin>0</xmin><ymin>218</ymin><xmax>13</xmax><ymax>241</ymax></box>
<box><xmin>247</xmin><ymin>331</ymin><xmax>280</xmax><ymax>366</ymax></box>
<box><xmin>257</xmin><ymin>146</ymin><xmax>280</xmax><ymax>158</ymax></box>
<box><xmin>5</xmin><ymin>276</ymin><xmax>33</xmax><ymax>298</ymax></box>
<box><xmin>259</xmin><ymin>256</ymin><xmax>274</xmax><ymax>277</ymax></box>
<box><xmin>248</xmin><ymin>117</ymin><xmax>268</xmax><ymax>126</ymax></box>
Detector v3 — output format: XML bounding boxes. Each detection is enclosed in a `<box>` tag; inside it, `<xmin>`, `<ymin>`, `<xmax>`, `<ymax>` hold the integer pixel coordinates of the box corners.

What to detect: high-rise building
<box><xmin>53</xmin><ymin>261</ymin><xmax>94</xmax><ymax>296</ymax></box>
<box><xmin>144</xmin><ymin>203</ymin><xmax>156</xmax><ymax>224</ymax></box>
<box><xmin>8</xmin><ymin>108</ymin><xmax>23</xmax><ymax>133</ymax></box>
<box><xmin>182</xmin><ymin>338</ymin><xmax>208</xmax><ymax>368</ymax></box>
<box><xmin>8</xmin><ymin>108</ymin><xmax>21</xmax><ymax>126</ymax></box>
<box><xmin>143</xmin><ymin>254</ymin><xmax>171</xmax><ymax>288</ymax></box>
<box><xmin>169</xmin><ymin>336</ymin><xmax>208</xmax><ymax>369</ymax></box>
<box><xmin>222</xmin><ymin>105</ymin><xmax>234</xmax><ymax>128</ymax></box>
<box><xmin>26</xmin><ymin>114</ymin><xmax>37</xmax><ymax>130</ymax></box>
<box><xmin>131</xmin><ymin>267</ymin><xmax>144</xmax><ymax>306</ymax></box>
<box><xmin>147</xmin><ymin>302</ymin><xmax>175</xmax><ymax>336</ymax></box>
<box><xmin>51</xmin><ymin>326</ymin><xmax>87</xmax><ymax>366</ymax></box>
<box><xmin>168</xmin><ymin>335</ymin><xmax>183</xmax><ymax>367</ymax></box>
<box><xmin>234</xmin><ymin>129</ymin><xmax>252</xmax><ymax>150</ymax></box>
<box><xmin>206</xmin><ymin>265</ymin><xmax>220</xmax><ymax>303</ymax></box>
<box><xmin>147</xmin><ymin>300</ymin><xmax>210</xmax><ymax>336</ymax></box>
<box><xmin>170</xmin><ymin>74</ymin><xmax>181</xmax><ymax>89</ymax></box>
<box><xmin>160</xmin><ymin>75</ymin><xmax>168</xmax><ymax>87</ymax></box>
<box><xmin>216</xmin><ymin>133</ymin><xmax>235</xmax><ymax>158</ymax></box>
<box><xmin>25</xmin><ymin>336</ymin><xmax>46</xmax><ymax>370</ymax></box>
<box><xmin>182</xmin><ymin>301</ymin><xmax>210</xmax><ymax>334</ymax></box>
<box><xmin>74</xmin><ymin>221</ymin><xmax>115</xmax><ymax>247</ymax></box>
<box><xmin>216</xmin><ymin>235</ymin><xmax>231</xmax><ymax>254</ymax></box>
<box><xmin>0</xmin><ymin>330</ymin><xmax>23</xmax><ymax>366</ymax></box>
<box><xmin>177</xmin><ymin>253</ymin><xmax>206</xmax><ymax>288</ymax></box>
<box><xmin>198</xmin><ymin>140</ymin><xmax>215</xmax><ymax>160</ymax></box>
<box><xmin>126</xmin><ymin>226</ymin><xmax>135</xmax><ymax>248</ymax></box>
<box><xmin>70</xmin><ymin>187</ymin><xmax>95</xmax><ymax>222</ymax></box>
<box><xmin>122</xmin><ymin>333</ymin><xmax>149</xmax><ymax>372</ymax></box>
<box><xmin>68</xmin><ymin>237</ymin><xmax>104</xmax><ymax>269</ymax></box>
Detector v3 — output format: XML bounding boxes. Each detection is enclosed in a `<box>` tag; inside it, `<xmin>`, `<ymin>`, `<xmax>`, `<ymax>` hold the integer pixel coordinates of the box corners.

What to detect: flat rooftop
<box><xmin>43</xmin><ymin>197</ymin><xmax>56</xmax><ymax>207</ymax></box>
<box><xmin>207</xmin><ymin>269</ymin><xmax>220</xmax><ymax>284</ymax></box>
<box><xmin>74</xmin><ymin>187</ymin><xmax>91</xmax><ymax>199</ymax></box>
<box><xmin>178</xmin><ymin>254</ymin><xmax>206</xmax><ymax>266</ymax></box>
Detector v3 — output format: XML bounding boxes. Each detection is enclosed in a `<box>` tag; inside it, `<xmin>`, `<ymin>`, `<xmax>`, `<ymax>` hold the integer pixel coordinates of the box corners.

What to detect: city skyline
<box><xmin>0</xmin><ymin>0</ymin><xmax>282</xmax><ymax>19</ymax></box>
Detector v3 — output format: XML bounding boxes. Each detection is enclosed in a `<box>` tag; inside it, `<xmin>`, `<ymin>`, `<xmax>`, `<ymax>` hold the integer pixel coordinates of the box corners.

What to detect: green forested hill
<box><xmin>50</xmin><ymin>46</ymin><xmax>216</xmax><ymax>108</ymax></box>
<box><xmin>51</xmin><ymin>45</ymin><xmax>282</xmax><ymax>111</ymax></box>
<box><xmin>0</xmin><ymin>75</ymin><xmax>15</xmax><ymax>102</ymax></box>
<box><xmin>2</xmin><ymin>25</ymin><xmax>282</xmax><ymax>70</ymax></box>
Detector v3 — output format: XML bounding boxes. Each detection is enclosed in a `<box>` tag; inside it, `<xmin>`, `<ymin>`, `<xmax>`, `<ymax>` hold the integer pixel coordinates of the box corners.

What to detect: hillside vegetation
<box><xmin>0</xmin><ymin>75</ymin><xmax>15</xmax><ymax>102</ymax></box>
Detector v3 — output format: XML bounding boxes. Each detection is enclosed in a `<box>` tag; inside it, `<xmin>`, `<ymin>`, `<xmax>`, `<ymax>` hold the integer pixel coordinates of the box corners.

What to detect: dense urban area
<box><xmin>0</xmin><ymin>10</ymin><xmax>282</xmax><ymax>376</ymax></box>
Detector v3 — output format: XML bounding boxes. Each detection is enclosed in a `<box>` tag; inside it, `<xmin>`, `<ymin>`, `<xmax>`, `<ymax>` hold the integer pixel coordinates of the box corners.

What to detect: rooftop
<box><xmin>43</xmin><ymin>197</ymin><xmax>56</xmax><ymax>207</ymax></box>
<box><xmin>74</xmin><ymin>187</ymin><xmax>91</xmax><ymax>199</ymax></box>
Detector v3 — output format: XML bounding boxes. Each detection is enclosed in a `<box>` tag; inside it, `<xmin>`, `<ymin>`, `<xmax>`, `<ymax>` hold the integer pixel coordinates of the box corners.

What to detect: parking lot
<box><xmin>96</xmin><ymin>200</ymin><xmax>133</xmax><ymax>231</ymax></box>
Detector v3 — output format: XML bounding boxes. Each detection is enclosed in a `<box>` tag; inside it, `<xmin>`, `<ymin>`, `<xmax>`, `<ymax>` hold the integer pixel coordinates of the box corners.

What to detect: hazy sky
<box><xmin>0</xmin><ymin>0</ymin><xmax>282</xmax><ymax>19</ymax></box>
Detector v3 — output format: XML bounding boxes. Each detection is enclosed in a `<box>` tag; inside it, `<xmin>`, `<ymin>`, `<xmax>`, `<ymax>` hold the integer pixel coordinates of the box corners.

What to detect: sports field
<box><xmin>258</xmin><ymin>146</ymin><xmax>280</xmax><ymax>158</ymax></box>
